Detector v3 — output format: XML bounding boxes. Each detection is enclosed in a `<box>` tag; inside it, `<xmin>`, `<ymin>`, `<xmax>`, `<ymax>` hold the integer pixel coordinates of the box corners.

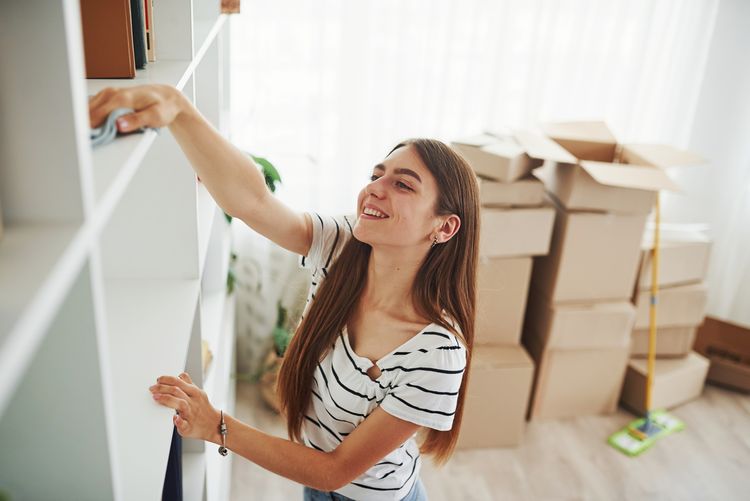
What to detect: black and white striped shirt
<box><xmin>298</xmin><ymin>213</ymin><xmax>467</xmax><ymax>501</ymax></box>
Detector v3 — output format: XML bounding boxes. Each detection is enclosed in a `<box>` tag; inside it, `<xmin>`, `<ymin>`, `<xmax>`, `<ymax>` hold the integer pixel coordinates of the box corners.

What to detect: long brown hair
<box><xmin>277</xmin><ymin>138</ymin><xmax>479</xmax><ymax>465</ymax></box>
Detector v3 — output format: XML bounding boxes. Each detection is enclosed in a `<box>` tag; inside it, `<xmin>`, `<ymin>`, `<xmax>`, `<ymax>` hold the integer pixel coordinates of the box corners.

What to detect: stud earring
<box><xmin>431</xmin><ymin>235</ymin><xmax>438</xmax><ymax>248</ymax></box>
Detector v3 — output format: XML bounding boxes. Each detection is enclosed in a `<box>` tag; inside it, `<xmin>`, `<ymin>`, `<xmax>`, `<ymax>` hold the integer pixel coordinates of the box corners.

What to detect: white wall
<box><xmin>662</xmin><ymin>0</ymin><xmax>750</xmax><ymax>326</ymax></box>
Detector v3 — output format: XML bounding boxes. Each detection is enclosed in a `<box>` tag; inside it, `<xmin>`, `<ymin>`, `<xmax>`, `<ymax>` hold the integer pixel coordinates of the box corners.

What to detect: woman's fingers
<box><xmin>153</xmin><ymin>393</ymin><xmax>188</xmax><ymax>415</ymax></box>
<box><xmin>89</xmin><ymin>87</ymin><xmax>130</xmax><ymax>128</ymax></box>
<box><xmin>88</xmin><ymin>84</ymin><xmax>177</xmax><ymax>130</ymax></box>
<box><xmin>174</xmin><ymin>413</ymin><xmax>191</xmax><ymax>436</ymax></box>
<box><xmin>115</xmin><ymin>104</ymin><xmax>162</xmax><ymax>133</ymax></box>
<box><xmin>179</xmin><ymin>372</ymin><xmax>193</xmax><ymax>384</ymax></box>
<box><xmin>156</xmin><ymin>375</ymin><xmax>199</xmax><ymax>397</ymax></box>
<box><xmin>150</xmin><ymin>383</ymin><xmax>191</xmax><ymax>405</ymax></box>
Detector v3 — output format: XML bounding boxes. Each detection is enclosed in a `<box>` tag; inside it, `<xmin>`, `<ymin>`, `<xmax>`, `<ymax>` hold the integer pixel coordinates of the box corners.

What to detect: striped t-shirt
<box><xmin>297</xmin><ymin>213</ymin><xmax>467</xmax><ymax>501</ymax></box>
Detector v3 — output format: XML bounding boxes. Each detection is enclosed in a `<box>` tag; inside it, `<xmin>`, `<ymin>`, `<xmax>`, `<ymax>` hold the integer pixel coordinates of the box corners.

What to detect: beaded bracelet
<box><xmin>218</xmin><ymin>410</ymin><xmax>229</xmax><ymax>456</ymax></box>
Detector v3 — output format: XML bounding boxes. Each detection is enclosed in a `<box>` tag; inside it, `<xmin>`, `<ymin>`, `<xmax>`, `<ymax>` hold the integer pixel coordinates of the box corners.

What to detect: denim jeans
<box><xmin>303</xmin><ymin>477</ymin><xmax>428</xmax><ymax>501</ymax></box>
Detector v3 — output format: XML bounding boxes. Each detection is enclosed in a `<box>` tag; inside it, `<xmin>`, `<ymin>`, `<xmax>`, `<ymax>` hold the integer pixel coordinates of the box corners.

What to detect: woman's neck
<box><xmin>361</xmin><ymin>246</ymin><xmax>425</xmax><ymax>316</ymax></box>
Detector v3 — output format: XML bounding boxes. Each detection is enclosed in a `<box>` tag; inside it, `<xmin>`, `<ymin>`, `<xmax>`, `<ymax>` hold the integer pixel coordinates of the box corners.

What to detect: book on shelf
<box><xmin>130</xmin><ymin>0</ymin><xmax>147</xmax><ymax>69</ymax></box>
<box><xmin>80</xmin><ymin>0</ymin><xmax>136</xmax><ymax>78</ymax></box>
<box><xmin>144</xmin><ymin>0</ymin><xmax>156</xmax><ymax>62</ymax></box>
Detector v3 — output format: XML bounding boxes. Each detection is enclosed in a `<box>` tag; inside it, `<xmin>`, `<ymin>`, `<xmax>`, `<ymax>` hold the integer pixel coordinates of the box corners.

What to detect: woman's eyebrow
<box><xmin>373</xmin><ymin>163</ymin><xmax>422</xmax><ymax>183</ymax></box>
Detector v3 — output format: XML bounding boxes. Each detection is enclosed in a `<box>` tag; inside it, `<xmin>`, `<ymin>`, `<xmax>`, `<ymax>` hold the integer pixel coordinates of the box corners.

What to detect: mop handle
<box><xmin>645</xmin><ymin>192</ymin><xmax>661</xmax><ymax>413</ymax></box>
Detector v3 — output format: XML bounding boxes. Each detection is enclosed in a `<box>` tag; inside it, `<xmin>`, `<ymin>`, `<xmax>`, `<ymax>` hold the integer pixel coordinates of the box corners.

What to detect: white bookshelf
<box><xmin>0</xmin><ymin>1</ymin><xmax>237</xmax><ymax>500</ymax></box>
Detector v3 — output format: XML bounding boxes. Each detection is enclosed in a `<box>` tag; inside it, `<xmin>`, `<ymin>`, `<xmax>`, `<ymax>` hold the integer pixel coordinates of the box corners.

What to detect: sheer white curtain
<box><xmin>229</xmin><ymin>0</ymin><xmax>718</xmax><ymax>214</ymax></box>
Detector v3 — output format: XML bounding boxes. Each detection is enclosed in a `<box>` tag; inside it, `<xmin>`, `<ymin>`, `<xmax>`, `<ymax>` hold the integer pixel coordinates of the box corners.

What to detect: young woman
<box><xmin>90</xmin><ymin>84</ymin><xmax>479</xmax><ymax>501</ymax></box>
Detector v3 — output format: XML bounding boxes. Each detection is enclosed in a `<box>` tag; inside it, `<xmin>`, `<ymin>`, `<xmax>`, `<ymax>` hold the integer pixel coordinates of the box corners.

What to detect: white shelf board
<box><xmin>104</xmin><ymin>277</ymin><xmax>200</xmax><ymax>500</ymax></box>
<box><xmin>0</xmin><ymin>223</ymin><xmax>88</xmax><ymax>414</ymax></box>
<box><xmin>183</xmin><ymin>451</ymin><xmax>207</xmax><ymax>501</ymax></box>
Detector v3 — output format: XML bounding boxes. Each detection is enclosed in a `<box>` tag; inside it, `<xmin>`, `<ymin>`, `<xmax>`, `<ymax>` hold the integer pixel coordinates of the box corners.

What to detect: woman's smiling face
<box><xmin>353</xmin><ymin>144</ymin><xmax>443</xmax><ymax>250</ymax></box>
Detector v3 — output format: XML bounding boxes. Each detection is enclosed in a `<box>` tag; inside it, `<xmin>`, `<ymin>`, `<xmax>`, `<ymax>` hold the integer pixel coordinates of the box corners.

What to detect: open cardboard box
<box><xmin>457</xmin><ymin>344</ymin><xmax>534</xmax><ymax>449</ymax></box>
<box><xmin>476</xmin><ymin>256</ymin><xmax>532</xmax><ymax>345</ymax></box>
<box><xmin>512</xmin><ymin>122</ymin><xmax>705</xmax><ymax>214</ymax></box>
<box><xmin>694</xmin><ymin>316</ymin><xmax>750</xmax><ymax>393</ymax></box>
<box><xmin>452</xmin><ymin>134</ymin><xmax>543</xmax><ymax>183</ymax></box>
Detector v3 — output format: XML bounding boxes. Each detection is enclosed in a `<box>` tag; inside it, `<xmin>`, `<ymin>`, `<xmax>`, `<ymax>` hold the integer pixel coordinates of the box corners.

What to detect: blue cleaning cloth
<box><xmin>90</xmin><ymin>107</ymin><xmax>159</xmax><ymax>148</ymax></box>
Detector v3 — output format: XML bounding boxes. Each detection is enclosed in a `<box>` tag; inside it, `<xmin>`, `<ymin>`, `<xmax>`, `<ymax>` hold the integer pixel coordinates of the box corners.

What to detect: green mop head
<box><xmin>608</xmin><ymin>409</ymin><xmax>685</xmax><ymax>456</ymax></box>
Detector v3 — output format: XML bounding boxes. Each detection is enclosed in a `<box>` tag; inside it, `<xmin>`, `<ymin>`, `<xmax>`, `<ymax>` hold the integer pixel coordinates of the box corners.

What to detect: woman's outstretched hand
<box><xmin>149</xmin><ymin>372</ymin><xmax>221</xmax><ymax>443</ymax></box>
<box><xmin>89</xmin><ymin>84</ymin><xmax>187</xmax><ymax>133</ymax></box>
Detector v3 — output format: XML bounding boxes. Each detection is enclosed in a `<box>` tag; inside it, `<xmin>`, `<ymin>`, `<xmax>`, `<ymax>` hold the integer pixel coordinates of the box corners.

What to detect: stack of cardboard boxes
<box><xmin>511</xmin><ymin>122</ymin><xmax>704</xmax><ymax>420</ymax></box>
<box><xmin>450</xmin><ymin>134</ymin><xmax>555</xmax><ymax>448</ymax></box>
<box><xmin>619</xmin><ymin>226</ymin><xmax>712</xmax><ymax>413</ymax></box>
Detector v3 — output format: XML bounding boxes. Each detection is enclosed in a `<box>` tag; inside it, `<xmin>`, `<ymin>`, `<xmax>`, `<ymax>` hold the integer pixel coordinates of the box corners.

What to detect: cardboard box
<box><xmin>457</xmin><ymin>345</ymin><xmax>534</xmax><ymax>449</ymax></box>
<box><xmin>530</xmin><ymin>194</ymin><xmax>647</xmax><ymax>303</ymax></box>
<box><xmin>476</xmin><ymin>257</ymin><xmax>532</xmax><ymax>345</ymax></box>
<box><xmin>523</xmin><ymin>287</ymin><xmax>635</xmax><ymax>351</ymax></box>
<box><xmin>637</xmin><ymin>231</ymin><xmax>712</xmax><ymax>290</ymax></box>
<box><xmin>620</xmin><ymin>352</ymin><xmax>709</xmax><ymax>414</ymax></box>
<box><xmin>526</xmin><ymin>345</ymin><xmax>630</xmax><ymax>420</ymax></box>
<box><xmin>478</xmin><ymin>175</ymin><xmax>545</xmax><ymax>208</ymax></box>
<box><xmin>694</xmin><ymin>316</ymin><xmax>750</xmax><ymax>393</ymax></box>
<box><xmin>631</xmin><ymin>326</ymin><xmax>697</xmax><ymax>358</ymax></box>
<box><xmin>633</xmin><ymin>283</ymin><xmax>708</xmax><ymax>329</ymax></box>
<box><xmin>452</xmin><ymin>134</ymin><xmax>543</xmax><ymax>183</ymax></box>
<box><xmin>479</xmin><ymin>205</ymin><xmax>554</xmax><ymax>258</ymax></box>
<box><xmin>522</xmin><ymin>289</ymin><xmax>634</xmax><ymax>420</ymax></box>
<box><xmin>514</xmin><ymin>124</ymin><xmax>680</xmax><ymax>214</ymax></box>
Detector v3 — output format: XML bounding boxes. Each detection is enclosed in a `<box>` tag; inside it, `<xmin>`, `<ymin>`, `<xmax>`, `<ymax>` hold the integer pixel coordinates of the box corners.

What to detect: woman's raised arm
<box><xmin>89</xmin><ymin>84</ymin><xmax>313</xmax><ymax>257</ymax></box>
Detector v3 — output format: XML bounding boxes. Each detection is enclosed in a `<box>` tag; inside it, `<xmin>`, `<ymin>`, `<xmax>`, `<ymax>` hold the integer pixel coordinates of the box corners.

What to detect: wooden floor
<box><xmin>229</xmin><ymin>381</ymin><xmax>750</xmax><ymax>500</ymax></box>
